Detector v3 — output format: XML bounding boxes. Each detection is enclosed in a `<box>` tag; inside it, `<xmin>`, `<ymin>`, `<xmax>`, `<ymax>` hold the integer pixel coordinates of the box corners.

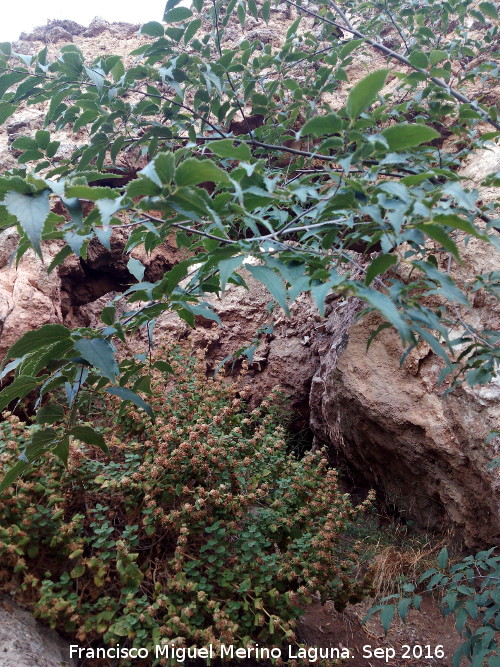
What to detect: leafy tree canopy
<box><xmin>0</xmin><ymin>0</ymin><xmax>498</xmax><ymax>486</ymax></box>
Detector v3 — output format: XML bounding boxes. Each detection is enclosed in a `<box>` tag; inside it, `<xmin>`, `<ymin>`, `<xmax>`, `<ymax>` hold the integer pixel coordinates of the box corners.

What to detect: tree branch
<box><xmin>283</xmin><ymin>0</ymin><xmax>500</xmax><ymax>131</ymax></box>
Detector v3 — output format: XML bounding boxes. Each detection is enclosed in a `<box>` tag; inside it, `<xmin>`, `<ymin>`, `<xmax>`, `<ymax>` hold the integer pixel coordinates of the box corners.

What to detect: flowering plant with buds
<box><xmin>0</xmin><ymin>346</ymin><xmax>372</xmax><ymax>664</ymax></box>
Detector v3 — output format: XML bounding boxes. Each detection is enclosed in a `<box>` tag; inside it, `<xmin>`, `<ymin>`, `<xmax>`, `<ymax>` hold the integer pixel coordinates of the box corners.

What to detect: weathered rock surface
<box><xmin>309</xmin><ymin>146</ymin><xmax>500</xmax><ymax>548</ymax></box>
<box><xmin>19</xmin><ymin>17</ymin><xmax>139</xmax><ymax>42</ymax></box>
<box><xmin>150</xmin><ymin>270</ymin><xmax>322</xmax><ymax>423</ymax></box>
<box><xmin>0</xmin><ymin>232</ymin><xmax>64</xmax><ymax>360</ymax></box>
<box><xmin>0</xmin><ymin>597</ymin><xmax>75</xmax><ymax>666</ymax></box>
<box><xmin>310</xmin><ymin>309</ymin><xmax>500</xmax><ymax>547</ymax></box>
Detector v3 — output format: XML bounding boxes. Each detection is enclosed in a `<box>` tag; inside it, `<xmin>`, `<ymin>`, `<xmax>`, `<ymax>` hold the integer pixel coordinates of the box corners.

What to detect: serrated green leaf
<box><xmin>380</xmin><ymin>604</ymin><xmax>395</xmax><ymax>634</ymax></box>
<box><xmin>397</xmin><ymin>598</ymin><xmax>412</xmax><ymax>622</ymax></box>
<box><xmin>262</xmin><ymin>0</ymin><xmax>271</xmax><ymax>22</ymax></box>
<box><xmin>432</xmin><ymin>214</ymin><xmax>486</xmax><ymax>240</ymax></box>
<box><xmin>0</xmin><ymin>375</ymin><xmax>40</xmax><ymax>412</ymax></box>
<box><xmin>153</xmin><ymin>152</ymin><xmax>175</xmax><ymax>183</ymax></box>
<box><xmin>365</xmin><ymin>253</ymin><xmax>398</xmax><ymax>286</ymax></box>
<box><xmin>346</xmin><ymin>69</ymin><xmax>389</xmax><ymax>120</ymax></box>
<box><xmin>416</xmin><ymin>223</ymin><xmax>460</xmax><ymax>260</ymax></box>
<box><xmin>382</xmin><ymin>124</ymin><xmax>439</xmax><ymax>151</ymax></box>
<box><xmin>408</xmin><ymin>50</ymin><xmax>429</xmax><ymax>68</ymax></box>
<box><xmin>175</xmin><ymin>158</ymin><xmax>231</xmax><ymax>186</ymax></box>
<box><xmin>105</xmin><ymin>386</ymin><xmax>155</xmax><ymax>421</ymax></box>
<box><xmin>429</xmin><ymin>49</ymin><xmax>448</xmax><ymax>65</ymax></box>
<box><xmin>73</xmin><ymin>338</ymin><xmax>119</xmax><ymax>382</ymax></box>
<box><xmin>3</xmin><ymin>324</ymin><xmax>71</xmax><ymax>362</ymax></box>
<box><xmin>34</xmin><ymin>130</ymin><xmax>50</xmax><ymax>150</ymax></box>
<box><xmin>209</xmin><ymin>139</ymin><xmax>252</xmax><ymax>161</ymax></box>
<box><xmin>141</xmin><ymin>21</ymin><xmax>165</xmax><ymax>37</ymax></box>
<box><xmin>36</xmin><ymin>403</ymin><xmax>65</xmax><ymax>425</ymax></box>
<box><xmin>127</xmin><ymin>257</ymin><xmax>146</xmax><ymax>282</ymax></box>
<box><xmin>70</xmin><ymin>425</ymin><xmax>109</xmax><ymax>454</ymax></box>
<box><xmin>479</xmin><ymin>1</ymin><xmax>499</xmax><ymax>18</ymax></box>
<box><xmin>84</xmin><ymin>66</ymin><xmax>105</xmax><ymax>94</ymax></box>
<box><xmin>3</xmin><ymin>189</ymin><xmax>50</xmax><ymax>258</ymax></box>
<box><xmin>219</xmin><ymin>255</ymin><xmax>244</xmax><ymax>291</ymax></box>
<box><xmin>164</xmin><ymin>7</ymin><xmax>193</xmax><ymax>22</ymax></box>
<box><xmin>184</xmin><ymin>18</ymin><xmax>202</xmax><ymax>43</ymax></box>
<box><xmin>357</xmin><ymin>286</ymin><xmax>411</xmax><ymax>341</ymax></box>
<box><xmin>301</xmin><ymin>112</ymin><xmax>342</xmax><ymax>138</ymax></box>
<box><xmin>247</xmin><ymin>264</ymin><xmax>289</xmax><ymax>315</ymax></box>
<box><xmin>0</xmin><ymin>71</ymin><xmax>28</xmax><ymax>98</ymax></box>
<box><xmin>437</xmin><ymin>547</ymin><xmax>449</xmax><ymax>569</ymax></box>
<box><xmin>0</xmin><ymin>102</ymin><xmax>17</xmax><ymax>125</ymax></box>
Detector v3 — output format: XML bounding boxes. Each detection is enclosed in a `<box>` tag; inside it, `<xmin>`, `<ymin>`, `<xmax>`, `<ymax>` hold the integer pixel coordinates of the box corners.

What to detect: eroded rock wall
<box><xmin>310</xmin><ymin>311</ymin><xmax>500</xmax><ymax>547</ymax></box>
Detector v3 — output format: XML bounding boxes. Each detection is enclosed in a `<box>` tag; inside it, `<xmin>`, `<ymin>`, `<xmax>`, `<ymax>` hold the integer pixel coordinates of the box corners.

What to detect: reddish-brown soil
<box><xmin>299</xmin><ymin>596</ymin><xmax>462</xmax><ymax>666</ymax></box>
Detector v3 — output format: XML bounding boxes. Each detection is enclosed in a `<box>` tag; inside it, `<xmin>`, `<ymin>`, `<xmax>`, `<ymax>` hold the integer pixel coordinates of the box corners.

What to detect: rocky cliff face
<box><xmin>310</xmin><ymin>311</ymin><xmax>500</xmax><ymax>547</ymax></box>
<box><xmin>310</xmin><ymin>146</ymin><xmax>500</xmax><ymax>548</ymax></box>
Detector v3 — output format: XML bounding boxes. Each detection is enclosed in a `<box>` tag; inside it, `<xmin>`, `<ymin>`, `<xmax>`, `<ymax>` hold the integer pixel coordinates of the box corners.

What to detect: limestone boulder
<box><xmin>0</xmin><ymin>597</ymin><xmax>75</xmax><ymax>667</ymax></box>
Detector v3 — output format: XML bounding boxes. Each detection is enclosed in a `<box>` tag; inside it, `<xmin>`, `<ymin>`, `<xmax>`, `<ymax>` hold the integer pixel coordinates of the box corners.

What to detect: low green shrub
<box><xmin>365</xmin><ymin>547</ymin><xmax>500</xmax><ymax>666</ymax></box>
<box><xmin>0</xmin><ymin>347</ymin><xmax>372</xmax><ymax>664</ymax></box>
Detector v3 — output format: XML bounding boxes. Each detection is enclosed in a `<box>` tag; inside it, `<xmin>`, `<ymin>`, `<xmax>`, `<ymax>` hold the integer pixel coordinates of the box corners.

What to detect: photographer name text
<box><xmin>70</xmin><ymin>643</ymin><xmax>445</xmax><ymax>663</ymax></box>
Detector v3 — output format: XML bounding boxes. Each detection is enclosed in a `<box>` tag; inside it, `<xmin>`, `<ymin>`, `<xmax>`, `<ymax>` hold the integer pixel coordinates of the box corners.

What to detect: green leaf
<box><xmin>184</xmin><ymin>18</ymin><xmax>202</xmax><ymax>43</ymax></box>
<box><xmin>382</xmin><ymin>124</ymin><xmax>439</xmax><ymax>151</ymax></box>
<box><xmin>164</xmin><ymin>7</ymin><xmax>193</xmax><ymax>22</ymax></box>
<box><xmin>0</xmin><ymin>103</ymin><xmax>17</xmax><ymax>125</ymax></box>
<box><xmin>19</xmin><ymin>339</ymin><xmax>74</xmax><ymax>377</ymax></box>
<box><xmin>365</xmin><ymin>254</ymin><xmax>398</xmax><ymax>286</ymax></box>
<box><xmin>301</xmin><ymin>112</ymin><xmax>342</xmax><ymax>138</ymax></box>
<box><xmin>141</xmin><ymin>21</ymin><xmax>165</xmax><ymax>36</ymax></box>
<box><xmin>70</xmin><ymin>425</ymin><xmax>109</xmax><ymax>454</ymax></box>
<box><xmin>262</xmin><ymin>0</ymin><xmax>271</xmax><ymax>22</ymax></box>
<box><xmin>408</xmin><ymin>51</ymin><xmax>429</xmax><ymax>69</ymax></box>
<box><xmin>437</xmin><ymin>547</ymin><xmax>449</xmax><ymax>569</ymax></box>
<box><xmin>153</xmin><ymin>152</ymin><xmax>175</xmax><ymax>184</ymax></box>
<box><xmin>0</xmin><ymin>71</ymin><xmax>28</xmax><ymax>98</ymax></box>
<box><xmin>345</xmin><ymin>69</ymin><xmax>389</xmax><ymax>120</ymax></box>
<box><xmin>0</xmin><ymin>375</ymin><xmax>40</xmax><ymax>412</ymax></box>
<box><xmin>432</xmin><ymin>214</ymin><xmax>487</xmax><ymax>240</ymax></box>
<box><xmin>64</xmin><ymin>185</ymin><xmax>119</xmax><ymax>201</ymax></box>
<box><xmin>3</xmin><ymin>324</ymin><xmax>71</xmax><ymax>361</ymax></box>
<box><xmin>34</xmin><ymin>130</ymin><xmax>50</xmax><ymax>150</ymax></box>
<box><xmin>18</xmin><ymin>149</ymin><xmax>45</xmax><ymax>164</ymax></box>
<box><xmin>101</xmin><ymin>305</ymin><xmax>116</xmax><ymax>326</ymax></box>
<box><xmin>429</xmin><ymin>50</ymin><xmax>448</xmax><ymax>65</ymax></box>
<box><xmin>84</xmin><ymin>66</ymin><xmax>105</xmax><ymax>94</ymax></box>
<box><xmin>127</xmin><ymin>257</ymin><xmax>146</xmax><ymax>282</ymax></box>
<box><xmin>247</xmin><ymin>264</ymin><xmax>289</xmax><ymax>315</ymax></box>
<box><xmin>219</xmin><ymin>256</ymin><xmax>244</xmax><ymax>290</ymax></box>
<box><xmin>36</xmin><ymin>403</ymin><xmax>65</xmax><ymax>425</ymax></box>
<box><xmin>397</xmin><ymin>598</ymin><xmax>412</xmax><ymax>623</ymax></box>
<box><xmin>3</xmin><ymin>190</ymin><xmax>50</xmax><ymax>258</ymax></box>
<box><xmin>73</xmin><ymin>338</ymin><xmax>119</xmax><ymax>382</ymax></box>
<box><xmin>380</xmin><ymin>604</ymin><xmax>395</xmax><ymax>634</ymax></box>
<box><xmin>479</xmin><ymin>1</ymin><xmax>499</xmax><ymax>18</ymax></box>
<box><xmin>105</xmin><ymin>386</ymin><xmax>155</xmax><ymax>421</ymax></box>
<box><xmin>175</xmin><ymin>158</ymin><xmax>231</xmax><ymax>186</ymax></box>
<box><xmin>96</xmin><ymin>197</ymin><xmax>125</xmax><ymax>229</ymax></box>
<box><xmin>339</xmin><ymin>38</ymin><xmax>364</xmax><ymax>60</ymax></box>
<box><xmin>357</xmin><ymin>286</ymin><xmax>411</xmax><ymax>342</ymax></box>
<box><xmin>209</xmin><ymin>139</ymin><xmax>252</xmax><ymax>161</ymax></box>
<box><xmin>0</xmin><ymin>460</ymin><xmax>30</xmax><ymax>495</ymax></box>
<box><xmin>53</xmin><ymin>436</ymin><xmax>70</xmax><ymax>465</ymax></box>
<box><xmin>25</xmin><ymin>428</ymin><xmax>59</xmax><ymax>458</ymax></box>
<box><xmin>416</xmin><ymin>223</ymin><xmax>460</xmax><ymax>260</ymax></box>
